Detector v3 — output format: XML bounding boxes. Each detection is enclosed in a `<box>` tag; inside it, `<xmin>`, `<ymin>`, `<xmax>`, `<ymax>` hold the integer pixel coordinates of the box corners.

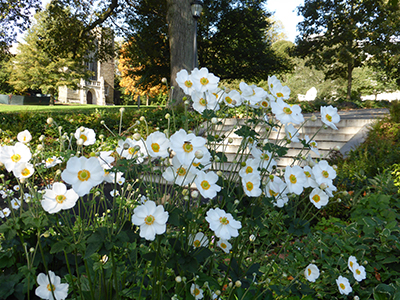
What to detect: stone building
<box><xmin>58</xmin><ymin>30</ymin><xmax>114</xmax><ymax>105</ymax></box>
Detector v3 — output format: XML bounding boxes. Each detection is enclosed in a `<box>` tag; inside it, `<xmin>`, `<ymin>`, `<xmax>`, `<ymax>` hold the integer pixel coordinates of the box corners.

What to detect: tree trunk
<box><xmin>346</xmin><ymin>62</ymin><xmax>353</xmax><ymax>100</ymax></box>
<box><xmin>166</xmin><ymin>0</ymin><xmax>196</xmax><ymax>106</ymax></box>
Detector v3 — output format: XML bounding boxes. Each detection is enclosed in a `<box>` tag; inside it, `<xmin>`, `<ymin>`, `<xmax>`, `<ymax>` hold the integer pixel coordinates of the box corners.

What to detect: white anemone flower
<box><xmin>312</xmin><ymin>160</ymin><xmax>336</xmax><ymax>186</ymax></box>
<box><xmin>41</xmin><ymin>182</ymin><xmax>79</xmax><ymax>214</ymax></box>
<box><xmin>241</xmin><ymin>173</ymin><xmax>262</xmax><ymax>197</ymax></box>
<box><xmin>239</xmin><ymin>82</ymin><xmax>269</xmax><ymax>107</ymax></box>
<box><xmin>205</xmin><ymin>207</ymin><xmax>242</xmax><ymax>240</ymax></box>
<box><xmin>267</xmin><ymin>75</ymin><xmax>281</xmax><ymax>95</ymax></box>
<box><xmin>352</xmin><ymin>263</ymin><xmax>366</xmax><ymax>282</ymax></box>
<box><xmin>61</xmin><ymin>156</ymin><xmax>104</xmax><ymax>197</ymax></box>
<box><xmin>238</xmin><ymin>158</ymin><xmax>260</xmax><ymax>178</ymax></box>
<box><xmin>284</xmin><ymin>165</ymin><xmax>306</xmax><ymax>195</ymax></box>
<box><xmin>194</xmin><ymin>170</ymin><xmax>221</xmax><ymax>199</ymax></box>
<box><xmin>250</xmin><ymin>147</ymin><xmax>277</xmax><ymax>172</ymax></box>
<box><xmin>191</xmin><ymin>90</ymin><xmax>220</xmax><ymax>114</ymax></box>
<box><xmin>145</xmin><ymin>131</ymin><xmax>170</xmax><ymax>158</ymax></box>
<box><xmin>304</xmin><ymin>135</ymin><xmax>320</xmax><ymax>157</ymax></box>
<box><xmin>223</xmin><ymin>90</ymin><xmax>243</xmax><ymax>107</ymax></box>
<box><xmin>131</xmin><ymin>200</ymin><xmax>169</xmax><ymax>241</ymax></box>
<box><xmin>17</xmin><ymin>130</ymin><xmax>32</xmax><ymax>144</ymax></box>
<box><xmin>116</xmin><ymin>138</ymin><xmax>147</xmax><ymax>163</ymax></box>
<box><xmin>271</xmin><ymin>99</ymin><xmax>304</xmax><ymax>125</ymax></box>
<box><xmin>270</xmin><ymin>81</ymin><xmax>291</xmax><ymax>100</ymax></box>
<box><xmin>2</xmin><ymin>207</ymin><xmax>11</xmax><ymax>218</ymax></box>
<box><xmin>97</xmin><ymin>151</ymin><xmax>115</xmax><ymax>168</ymax></box>
<box><xmin>216</xmin><ymin>239</ymin><xmax>232</xmax><ymax>254</ymax></box>
<box><xmin>190</xmin><ymin>67</ymin><xmax>220</xmax><ymax>93</ymax></box>
<box><xmin>189</xmin><ymin>232</ymin><xmax>209</xmax><ymax>248</ymax></box>
<box><xmin>191</xmin><ymin>148</ymin><xmax>212</xmax><ymax>173</ymax></box>
<box><xmin>11</xmin><ymin>198</ymin><xmax>21</xmax><ymax>209</ymax></box>
<box><xmin>285</xmin><ymin>123</ymin><xmax>300</xmax><ymax>143</ymax></box>
<box><xmin>35</xmin><ymin>270</ymin><xmax>69</xmax><ymax>300</ymax></box>
<box><xmin>74</xmin><ymin>127</ymin><xmax>96</xmax><ymax>146</ymax></box>
<box><xmin>44</xmin><ymin>156</ymin><xmax>63</xmax><ymax>168</ymax></box>
<box><xmin>304</xmin><ymin>263</ymin><xmax>320</xmax><ymax>282</ymax></box>
<box><xmin>265</xmin><ymin>176</ymin><xmax>288</xmax><ymax>208</ymax></box>
<box><xmin>162</xmin><ymin>155</ymin><xmax>196</xmax><ymax>186</ymax></box>
<box><xmin>169</xmin><ymin>129</ymin><xmax>207</xmax><ymax>166</ymax></box>
<box><xmin>103</xmin><ymin>169</ymin><xmax>124</xmax><ymax>184</ymax></box>
<box><xmin>13</xmin><ymin>162</ymin><xmax>35</xmax><ymax>179</ymax></box>
<box><xmin>190</xmin><ymin>283</ymin><xmax>204</xmax><ymax>300</ymax></box>
<box><xmin>309</xmin><ymin>188</ymin><xmax>329</xmax><ymax>209</ymax></box>
<box><xmin>348</xmin><ymin>256</ymin><xmax>358</xmax><ymax>272</ymax></box>
<box><xmin>321</xmin><ymin>105</ymin><xmax>340</xmax><ymax>130</ymax></box>
<box><xmin>0</xmin><ymin>142</ymin><xmax>32</xmax><ymax>172</ymax></box>
<box><xmin>336</xmin><ymin>276</ymin><xmax>352</xmax><ymax>295</ymax></box>
<box><xmin>303</xmin><ymin>166</ymin><xmax>318</xmax><ymax>188</ymax></box>
<box><xmin>176</xmin><ymin>69</ymin><xmax>195</xmax><ymax>95</ymax></box>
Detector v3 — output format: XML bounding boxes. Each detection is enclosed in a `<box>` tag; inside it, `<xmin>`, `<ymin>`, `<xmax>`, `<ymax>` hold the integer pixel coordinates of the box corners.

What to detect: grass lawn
<box><xmin>0</xmin><ymin>103</ymin><xmax>165</xmax><ymax>113</ymax></box>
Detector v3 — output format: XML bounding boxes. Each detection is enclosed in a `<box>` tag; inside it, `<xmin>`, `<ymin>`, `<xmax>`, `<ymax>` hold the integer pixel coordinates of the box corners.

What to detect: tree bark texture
<box><xmin>166</xmin><ymin>0</ymin><xmax>196</xmax><ymax>105</ymax></box>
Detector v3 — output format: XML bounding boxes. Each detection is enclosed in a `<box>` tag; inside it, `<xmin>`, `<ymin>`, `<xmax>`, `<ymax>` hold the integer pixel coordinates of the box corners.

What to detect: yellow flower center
<box><xmin>276</xmin><ymin>92</ymin><xmax>284</xmax><ymax>98</ymax></box>
<box><xmin>46</xmin><ymin>158</ymin><xmax>54</xmax><ymax>164</ymax></box>
<box><xmin>194</xmin><ymin>288</ymin><xmax>200</xmax><ymax>296</ymax></box>
<box><xmin>56</xmin><ymin>195</ymin><xmax>66</xmax><ymax>204</ymax></box>
<box><xmin>194</xmin><ymin>240</ymin><xmax>201</xmax><ymax>248</ymax></box>
<box><xmin>246</xmin><ymin>181</ymin><xmax>254</xmax><ymax>191</ymax></box>
<box><xmin>145</xmin><ymin>215</ymin><xmax>155</xmax><ymax>225</ymax></box>
<box><xmin>339</xmin><ymin>283</ymin><xmax>345</xmax><ymax>290</ymax></box>
<box><xmin>225</xmin><ymin>96</ymin><xmax>232</xmax><ymax>104</ymax></box>
<box><xmin>47</xmin><ymin>283</ymin><xmax>55</xmax><ymax>292</ymax></box>
<box><xmin>261</xmin><ymin>154</ymin><xmax>270</xmax><ymax>161</ymax></box>
<box><xmin>350</xmin><ymin>261</ymin><xmax>354</xmax><ymax>268</ymax></box>
<box><xmin>80</xmin><ymin>134</ymin><xmax>87</xmax><ymax>142</ymax></box>
<box><xmin>21</xmin><ymin>168</ymin><xmax>31</xmax><ymax>177</ymax></box>
<box><xmin>261</xmin><ymin>101</ymin><xmax>269</xmax><ymax>108</ymax></box>
<box><xmin>200</xmin><ymin>77</ymin><xmax>209</xmax><ymax>85</ymax></box>
<box><xmin>356</xmin><ymin>269</ymin><xmax>361</xmax><ymax>275</ymax></box>
<box><xmin>11</xmin><ymin>154</ymin><xmax>21</xmax><ymax>163</ymax></box>
<box><xmin>245</xmin><ymin>166</ymin><xmax>253</xmax><ymax>174</ymax></box>
<box><xmin>183</xmin><ymin>142</ymin><xmax>193</xmax><ymax>153</ymax></box>
<box><xmin>312</xmin><ymin>194</ymin><xmax>321</xmax><ymax>203</ymax></box>
<box><xmin>326</xmin><ymin>114</ymin><xmax>332</xmax><ymax>122</ymax></box>
<box><xmin>289</xmin><ymin>174</ymin><xmax>297</xmax><ymax>184</ymax></box>
<box><xmin>284</xmin><ymin>107</ymin><xmax>292</xmax><ymax>115</ymax></box>
<box><xmin>201</xmin><ymin>180</ymin><xmax>210</xmax><ymax>190</ymax></box>
<box><xmin>322</xmin><ymin>170</ymin><xmax>329</xmax><ymax>178</ymax></box>
<box><xmin>308</xmin><ymin>268</ymin><xmax>312</xmax><ymax>276</ymax></box>
<box><xmin>199</xmin><ymin>98</ymin><xmax>207</xmax><ymax>106</ymax></box>
<box><xmin>269</xmin><ymin>189</ymin><xmax>278</xmax><ymax>197</ymax></box>
<box><xmin>219</xmin><ymin>216</ymin><xmax>229</xmax><ymax>225</ymax></box>
<box><xmin>77</xmin><ymin>169</ymin><xmax>91</xmax><ymax>181</ymax></box>
<box><xmin>304</xmin><ymin>171</ymin><xmax>311</xmax><ymax>178</ymax></box>
<box><xmin>23</xmin><ymin>136</ymin><xmax>27</xmax><ymax>141</ymax></box>
<box><xmin>185</xmin><ymin>80</ymin><xmax>193</xmax><ymax>88</ymax></box>
<box><xmin>128</xmin><ymin>147</ymin><xmax>138</xmax><ymax>156</ymax></box>
<box><xmin>310</xmin><ymin>142</ymin><xmax>317</xmax><ymax>147</ymax></box>
<box><xmin>192</xmin><ymin>162</ymin><xmax>201</xmax><ymax>168</ymax></box>
<box><xmin>151</xmin><ymin>143</ymin><xmax>160</xmax><ymax>152</ymax></box>
<box><xmin>220</xmin><ymin>243</ymin><xmax>227</xmax><ymax>249</ymax></box>
<box><xmin>177</xmin><ymin>167</ymin><xmax>187</xmax><ymax>177</ymax></box>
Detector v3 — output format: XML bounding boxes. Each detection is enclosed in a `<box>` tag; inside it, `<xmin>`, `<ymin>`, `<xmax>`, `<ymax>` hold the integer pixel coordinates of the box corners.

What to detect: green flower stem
<box><xmin>37</xmin><ymin>232</ymin><xmax>57</xmax><ymax>300</ymax></box>
<box><xmin>64</xmin><ymin>250</ymin><xmax>78</xmax><ymax>299</ymax></box>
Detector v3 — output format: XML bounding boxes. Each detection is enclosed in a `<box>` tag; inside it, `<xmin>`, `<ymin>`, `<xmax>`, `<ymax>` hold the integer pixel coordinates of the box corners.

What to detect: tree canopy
<box><xmin>295</xmin><ymin>0</ymin><xmax>400</xmax><ymax>99</ymax></box>
<box><xmin>8</xmin><ymin>10</ymin><xmax>92</xmax><ymax>101</ymax></box>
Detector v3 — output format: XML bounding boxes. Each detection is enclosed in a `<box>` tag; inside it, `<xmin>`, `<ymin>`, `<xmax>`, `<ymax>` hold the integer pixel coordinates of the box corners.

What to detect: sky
<box><xmin>266</xmin><ymin>0</ymin><xmax>305</xmax><ymax>42</ymax></box>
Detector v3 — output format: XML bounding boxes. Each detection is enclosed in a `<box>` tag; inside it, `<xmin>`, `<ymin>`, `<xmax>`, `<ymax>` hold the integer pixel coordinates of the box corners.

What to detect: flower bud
<box><xmin>175</xmin><ymin>276</ymin><xmax>182</xmax><ymax>283</ymax></box>
<box><xmin>123</xmin><ymin>143</ymin><xmax>130</xmax><ymax>150</ymax></box>
<box><xmin>161</xmin><ymin>77</ymin><xmax>167</xmax><ymax>84</ymax></box>
<box><xmin>195</xmin><ymin>150</ymin><xmax>204</xmax><ymax>159</ymax></box>
<box><xmin>133</xmin><ymin>133</ymin><xmax>141</xmax><ymax>141</ymax></box>
<box><xmin>228</xmin><ymin>138</ymin><xmax>233</xmax><ymax>143</ymax></box>
<box><xmin>191</xmin><ymin>190</ymin><xmax>199</xmax><ymax>198</ymax></box>
<box><xmin>334</xmin><ymin>145</ymin><xmax>341</xmax><ymax>151</ymax></box>
<box><xmin>310</xmin><ymin>115</ymin><xmax>317</xmax><ymax>122</ymax></box>
<box><xmin>165</xmin><ymin>113</ymin><xmax>171</xmax><ymax>119</ymax></box>
<box><xmin>46</xmin><ymin>117</ymin><xmax>53</xmax><ymax>124</ymax></box>
<box><xmin>235</xmin><ymin>281</ymin><xmax>242</xmax><ymax>288</ymax></box>
<box><xmin>211</xmin><ymin>117</ymin><xmax>218</xmax><ymax>124</ymax></box>
<box><xmin>37</xmin><ymin>144</ymin><xmax>43</xmax><ymax>151</ymax></box>
<box><xmin>39</xmin><ymin>135</ymin><xmax>45</xmax><ymax>142</ymax></box>
<box><xmin>217</xmin><ymin>171</ymin><xmax>223</xmax><ymax>177</ymax></box>
<box><xmin>183</xmin><ymin>196</ymin><xmax>189</xmax><ymax>201</ymax></box>
<box><xmin>319</xmin><ymin>183</ymin><xmax>327</xmax><ymax>190</ymax></box>
<box><xmin>76</xmin><ymin>139</ymin><xmax>84</xmax><ymax>146</ymax></box>
<box><xmin>182</xmin><ymin>189</ymin><xmax>189</xmax><ymax>196</ymax></box>
<box><xmin>184</xmin><ymin>100</ymin><xmax>190</xmax><ymax>106</ymax></box>
<box><xmin>249</xmin><ymin>234</ymin><xmax>256</xmax><ymax>242</ymax></box>
<box><xmin>119</xmin><ymin>107</ymin><xmax>125</xmax><ymax>113</ymax></box>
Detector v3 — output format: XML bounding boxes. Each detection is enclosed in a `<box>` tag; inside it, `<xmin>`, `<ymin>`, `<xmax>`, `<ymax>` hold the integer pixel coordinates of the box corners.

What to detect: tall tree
<box><xmin>0</xmin><ymin>0</ymin><xmax>41</xmax><ymax>52</ymax></box>
<box><xmin>8</xmin><ymin>10</ymin><xmax>92</xmax><ymax>103</ymax></box>
<box><xmin>295</xmin><ymin>0</ymin><xmax>400</xmax><ymax>99</ymax></box>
